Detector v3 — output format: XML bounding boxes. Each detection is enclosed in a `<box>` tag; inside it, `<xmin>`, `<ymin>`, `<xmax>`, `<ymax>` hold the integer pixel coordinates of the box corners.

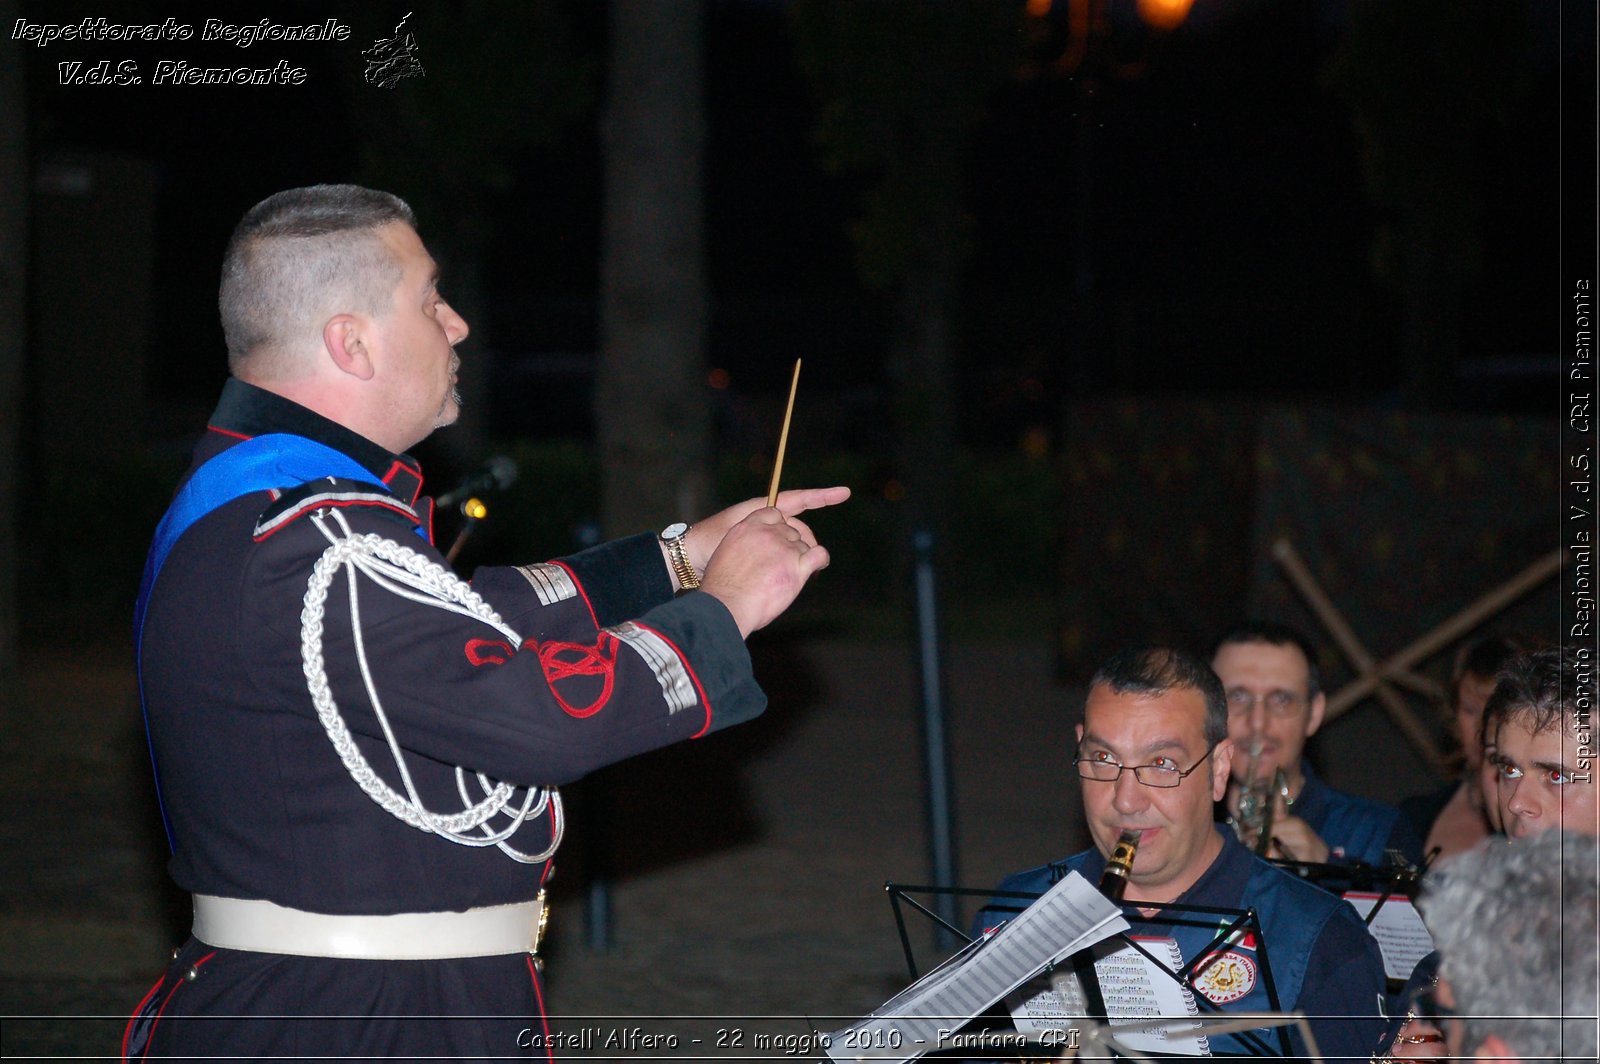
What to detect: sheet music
<box><xmin>825</xmin><ymin>872</ymin><xmax>1128</xmax><ymax>1062</ymax></box>
<box><xmin>1009</xmin><ymin>936</ymin><xmax>1211</xmax><ymax>1056</ymax></box>
<box><xmin>1344</xmin><ymin>892</ymin><xmax>1436</xmax><ymax>980</ymax></box>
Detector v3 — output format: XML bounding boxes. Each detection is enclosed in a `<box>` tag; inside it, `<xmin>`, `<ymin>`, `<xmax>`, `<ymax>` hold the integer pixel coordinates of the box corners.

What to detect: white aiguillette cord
<box><xmin>300</xmin><ymin>508</ymin><xmax>563</xmax><ymax>864</ymax></box>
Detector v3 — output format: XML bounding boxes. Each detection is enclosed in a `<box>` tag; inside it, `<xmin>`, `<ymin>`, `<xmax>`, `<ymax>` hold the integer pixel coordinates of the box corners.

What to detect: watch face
<box><xmin>661</xmin><ymin>522</ymin><xmax>689</xmax><ymax>540</ymax></box>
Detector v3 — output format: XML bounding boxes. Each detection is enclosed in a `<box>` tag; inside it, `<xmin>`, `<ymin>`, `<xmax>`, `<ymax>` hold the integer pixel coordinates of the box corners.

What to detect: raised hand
<box><xmin>676</xmin><ymin>487</ymin><xmax>850</xmax><ymax>578</ymax></box>
<box><xmin>698</xmin><ymin>502</ymin><xmax>840</xmax><ymax>638</ymax></box>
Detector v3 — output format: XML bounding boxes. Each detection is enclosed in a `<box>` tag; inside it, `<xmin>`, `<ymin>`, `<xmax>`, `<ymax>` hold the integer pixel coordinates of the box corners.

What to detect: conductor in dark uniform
<box><xmin>123</xmin><ymin>185</ymin><xmax>848</xmax><ymax>1061</ymax></box>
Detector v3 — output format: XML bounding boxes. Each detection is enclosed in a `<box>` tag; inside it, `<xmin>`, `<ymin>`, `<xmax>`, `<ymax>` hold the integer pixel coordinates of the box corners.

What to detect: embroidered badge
<box><xmin>1214</xmin><ymin>919</ymin><xmax>1258</xmax><ymax>951</ymax></box>
<box><xmin>1193</xmin><ymin>949</ymin><xmax>1257</xmax><ymax>1004</ymax></box>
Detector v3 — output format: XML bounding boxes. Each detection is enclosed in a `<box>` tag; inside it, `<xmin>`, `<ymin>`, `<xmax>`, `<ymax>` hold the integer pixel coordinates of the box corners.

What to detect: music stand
<box><xmin>886</xmin><ymin>882</ymin><xmax>1294</xmax><ymax>1058</ymax></box>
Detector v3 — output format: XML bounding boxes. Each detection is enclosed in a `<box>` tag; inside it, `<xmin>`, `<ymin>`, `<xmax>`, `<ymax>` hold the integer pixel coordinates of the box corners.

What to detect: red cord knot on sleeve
<box><xmin>536</xmin><ymin>635</ymin><xmax>620</xmax><ymax>718</ymax></box>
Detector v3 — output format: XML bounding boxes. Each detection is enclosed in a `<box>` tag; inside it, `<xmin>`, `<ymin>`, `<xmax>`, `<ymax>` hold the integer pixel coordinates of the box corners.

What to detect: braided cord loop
<box><xmin>300</xmin><ymin>510</ymin><xmax>563</xmax><ymax>864</ymax></box>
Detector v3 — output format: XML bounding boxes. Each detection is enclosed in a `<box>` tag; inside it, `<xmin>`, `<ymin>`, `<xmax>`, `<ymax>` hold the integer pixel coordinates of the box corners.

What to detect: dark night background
<box><xmin>14</xmin><ymin>0</ymin><xmax>1571</xmax><ymax>416</ymax></box>
<box><xmin>9</xmin><ymin>0</ymin><xmax>1583</xmax><ymax>641</ymax></box>
<box><xmin>0</xmin><ymin>0</ymin><xmax>1595</xmax><ymax>1054</ymax></box>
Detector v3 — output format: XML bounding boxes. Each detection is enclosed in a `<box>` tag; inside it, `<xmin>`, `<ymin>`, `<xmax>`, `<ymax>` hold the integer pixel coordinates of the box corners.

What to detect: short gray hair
<box><xmin>1420</xmin><ymin>831</ymin><xmax>1598</xmax><ymax>1064</ymax></box>
<box><xmin>219</xmin><ymin>185</ymin><xmax>416</xmax><ymax>377</ymax></box>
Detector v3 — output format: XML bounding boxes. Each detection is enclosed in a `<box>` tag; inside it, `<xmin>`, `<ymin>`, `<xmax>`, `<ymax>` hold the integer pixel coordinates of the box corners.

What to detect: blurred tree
<box><xmin>791</xmin><ymin>0</ymin><xmax>1021</xmax><ymax>541</ymax></box>
<box><xmin>0</xmin><ymin>0</ymin><xmax>25</xmax><ymax>721</ymax></box>
<box><xmin>1325</xmin><ymin>0</ymin><xmax>1528</xmax><ymax>406</ymax></box>
<box><xmin>597</xmin><ymin>0</ymin><xmax>710</xmax><ymax>535</ymax></box>
<box><xmin>342</xmin><ymin>2</ymin><xmax>599</xmax><ymax>464</ymax></box>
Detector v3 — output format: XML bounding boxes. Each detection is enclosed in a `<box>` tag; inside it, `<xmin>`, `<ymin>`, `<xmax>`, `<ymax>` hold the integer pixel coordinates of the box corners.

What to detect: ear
<box><xmin>1074</xmin><ymin>723</ymin><xmax>1084</xmax><ymax>745</ymax></box>
<box><xmin>1305</xmin><ymin>691</ymin><xmax>1327</xmax><ymax>737</ymax></box>
<box><xmin>323</xmin><ymin>314</ymin><xmax>376</xmax><ymax>381</ymax></box>
<box><xmin>1212</xmin><ymin>738</ymin><xmax>1234</xmax><ymax>801</ymax></box>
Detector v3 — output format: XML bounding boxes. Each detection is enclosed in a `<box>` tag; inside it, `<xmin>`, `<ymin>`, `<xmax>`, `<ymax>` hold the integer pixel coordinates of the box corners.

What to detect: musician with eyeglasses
<box><xmin>973</xmin><ymin>646</ymin><xmax>1387</xmax><ymax>1061</ymax></box>
<box><xmin>1212</xmin><ymin>623</ymin><xmax>1423</xmax><ymax>868</ymax></box>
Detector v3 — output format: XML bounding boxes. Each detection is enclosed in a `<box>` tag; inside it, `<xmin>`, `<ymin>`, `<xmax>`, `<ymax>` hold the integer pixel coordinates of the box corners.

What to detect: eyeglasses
<box><xmin>1225</xmin><ymin>689</ymin><xmax>1306</xmax><ymax>717</ymax></box>
<box><xmin>1074</xmin><ymin>742</ymin><xmax>1219</xmax><ymax>788</ymax></box>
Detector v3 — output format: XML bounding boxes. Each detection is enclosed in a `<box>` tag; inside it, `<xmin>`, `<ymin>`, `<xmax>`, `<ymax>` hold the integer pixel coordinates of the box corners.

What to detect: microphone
<box><xmin>436</xmin><ymin>455</ymin><xmax>518</xmax><ymax>509</ymax></box>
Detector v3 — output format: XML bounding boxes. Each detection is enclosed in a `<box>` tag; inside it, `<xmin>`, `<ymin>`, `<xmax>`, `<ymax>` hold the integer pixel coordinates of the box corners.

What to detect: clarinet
<box><xmin>1098</xmin><ymin>829</ymin><xmax>1141</xmax><ymax>901</ymax></box>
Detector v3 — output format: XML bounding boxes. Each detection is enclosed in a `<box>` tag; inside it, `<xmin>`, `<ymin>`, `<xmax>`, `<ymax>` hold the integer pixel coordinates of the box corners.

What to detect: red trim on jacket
<box><xmin>635</xmin><ymin>622</ymin><xmax>714</xmax><ymax>738</ymax></box>
<box><xmin>551</xmin><ymin>560</ymin><xmax>599</xmax><ymax>628</ymax></box>
<box><xmin>125</xmin><ymin>950</ymin><xmax>219</xmax><ymax>1062</ymax></box>
<box><xmin>380</xmin><ymin>459</ymin><xmax>424</xmax><ymax>506</ymax></box>
<box><xmin>418</xmin><ymin>496</ymin><xmax>436</xmax><ymax>546</ymax></box>
<box><xmin>526</xmin><ymin>954</ymin><xmax>554</xmax><ymax>1064</ymax></box>
<box><xmin>251</xmin><ymin>496</ymin><xmax>421</xmax><ymax>542</ymax></box>
<box><xmin>120</xmin><ymin>974</ymin><xmax>164</xmax><ymax>1061</ymax></box>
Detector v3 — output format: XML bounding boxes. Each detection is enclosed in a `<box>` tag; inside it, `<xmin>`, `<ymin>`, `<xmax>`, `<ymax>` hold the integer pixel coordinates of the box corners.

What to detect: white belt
<box><xmin>192</xmin><ymin>893</ymin><xmax>548</xmax><ymax>960</ymax></box>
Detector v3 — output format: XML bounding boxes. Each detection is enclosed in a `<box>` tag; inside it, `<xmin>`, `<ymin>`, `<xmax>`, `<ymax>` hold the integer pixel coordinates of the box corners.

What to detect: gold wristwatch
<box><xmin>660</xmin><ymin>522</ymin><xmax>701</xmax><ymax>591</ymax></box>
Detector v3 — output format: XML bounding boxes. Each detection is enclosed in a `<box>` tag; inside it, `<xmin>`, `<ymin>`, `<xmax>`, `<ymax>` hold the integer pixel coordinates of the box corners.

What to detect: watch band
<box><xmin>660</xmin><ymin>523</ymin><xmax>701</xmax><ymax>591</ymax></box>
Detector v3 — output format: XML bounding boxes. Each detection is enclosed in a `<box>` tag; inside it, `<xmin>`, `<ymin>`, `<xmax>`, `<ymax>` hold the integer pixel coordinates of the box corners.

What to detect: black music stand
<box><xmin>886</xmin><ymin>881</ymin><xmax>1293</xmax><ymax>1058</ymax></box>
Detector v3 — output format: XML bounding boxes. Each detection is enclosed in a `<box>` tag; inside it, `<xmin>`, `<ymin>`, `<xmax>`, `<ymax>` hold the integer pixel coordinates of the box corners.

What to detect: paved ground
<box><xmin>0</xmin><ymin>628</ymin><xmax>1435</xmax><ymax>1060</ymax></box>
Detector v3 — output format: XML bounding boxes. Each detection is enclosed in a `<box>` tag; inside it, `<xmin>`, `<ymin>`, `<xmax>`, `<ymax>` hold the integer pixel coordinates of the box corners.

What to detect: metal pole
<box><xmin>913</xmin><ymin>529</ymin><xmax>960</xmax><ymax>949</ymax></box>
<box><xmin>575</xmin><ymin>519</ymin><xmax>612</xmax><ymax>953</ymax></box>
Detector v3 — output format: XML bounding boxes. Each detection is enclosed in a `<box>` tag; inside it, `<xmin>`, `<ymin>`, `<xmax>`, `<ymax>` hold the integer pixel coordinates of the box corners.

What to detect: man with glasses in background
<box><xmin>1212</xmin><ymin>623</ymin><xmax>1423</xmax><ymax>867</ymax></box>
<box><xmin>975</xmin><ymin>646</ymin><xmax>1387</xmax><ymax>1060</ymax></box>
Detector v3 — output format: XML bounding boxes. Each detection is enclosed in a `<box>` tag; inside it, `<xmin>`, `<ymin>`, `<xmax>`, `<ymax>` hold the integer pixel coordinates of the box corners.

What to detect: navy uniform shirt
<box><xmin>976</xmin><ymin>831</ymin><xmax>1388</xmax><ymax>1062</ymax></box>
<box><xmin>1295</xmin><ymin>761</ymin><xmax>1424</xmax><ymax>869</ymax></box>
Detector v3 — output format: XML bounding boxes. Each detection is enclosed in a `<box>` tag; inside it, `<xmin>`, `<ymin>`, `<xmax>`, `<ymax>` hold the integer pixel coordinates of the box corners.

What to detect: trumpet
<box><xmin>1233</xmin><ymin>738</ymin><xmax>1290</xmax><ymax>857</ymax></box>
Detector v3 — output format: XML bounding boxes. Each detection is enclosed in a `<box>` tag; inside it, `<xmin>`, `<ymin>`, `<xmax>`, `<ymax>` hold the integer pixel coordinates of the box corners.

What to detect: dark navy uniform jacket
<box><xmin>1295</xmin><ymin>761</ymin><xmax>1423</xmax><ymax>868</ymax></box>
<box><xmin>126</xmin><ymin>380</ymin><xmax>766</xmax><ymax>1061</ymax></box>
<box><xmin>974</xmin><ymin>831</ymin><xmax>1388</xmax><ymax>1062</ymax></box>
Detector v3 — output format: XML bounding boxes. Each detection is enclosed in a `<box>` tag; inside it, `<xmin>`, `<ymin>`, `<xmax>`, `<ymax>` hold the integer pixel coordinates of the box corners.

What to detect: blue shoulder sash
<box><xmin>134</xmin><ymin>433</ymin><xmax>388</xmax><ymax>852</ymax></box>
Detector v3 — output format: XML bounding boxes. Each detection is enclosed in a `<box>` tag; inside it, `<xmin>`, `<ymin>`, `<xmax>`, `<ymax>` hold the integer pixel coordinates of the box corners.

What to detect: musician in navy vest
<box><xmin>122</xmin><ymin>185</ymin><xmax>848</xmax><ymax>1061</ymax></box>
<box><xmin>973</xmin><ymin>647</ymin><xmax>1387</xmax><ymax>1061</ymax></box>
<box><xmin>1212</xmin><ymin>623</ymin><xmax>1423</xmax><ymax>869</ymax></box>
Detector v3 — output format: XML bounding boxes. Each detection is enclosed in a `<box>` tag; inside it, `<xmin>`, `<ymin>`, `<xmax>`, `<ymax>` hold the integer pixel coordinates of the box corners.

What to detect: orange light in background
<box><xmin>1136</xmin><ymin>0</ymin><xmax>1193</xmax><ymax>30</ymax></box>
<box><xmin>883</xmin><ymin>479</ymin><xmax>906</xmax><ymax>503</ymax></box>
<box><xmin>1026</xmin><ymin>0</ymin><xmax>1053</xmax><ymax>17</ymax></box>
<box><xmin>708</xmin><ymin>367</ymin><xmax>731</xmax><ymax>390</ymax></box>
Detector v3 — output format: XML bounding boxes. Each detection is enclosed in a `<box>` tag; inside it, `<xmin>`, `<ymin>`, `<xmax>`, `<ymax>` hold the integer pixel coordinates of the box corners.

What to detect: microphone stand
<box><xmin>444</xmin><ymin>497</ymin><xmax>487</xmax><ymax>565</ymax></box>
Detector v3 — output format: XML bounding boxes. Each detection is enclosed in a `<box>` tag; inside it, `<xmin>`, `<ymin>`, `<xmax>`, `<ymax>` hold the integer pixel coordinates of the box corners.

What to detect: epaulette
<box><xmin>253</xmin><ymin>477</ymin><xmax>422</xmax><ymax>541</ymax></box>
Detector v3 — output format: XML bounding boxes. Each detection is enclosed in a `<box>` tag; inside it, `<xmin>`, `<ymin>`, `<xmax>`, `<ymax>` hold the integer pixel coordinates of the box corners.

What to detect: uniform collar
<box><xmin>1189</xmin><ymin>829</ymin><xmax>1256</xmax><ymax>907</ymax></box>
<box><xmin>205</xmin><ymin>378</ymin><xmax>426</xmax><ymax>506</ymax></box>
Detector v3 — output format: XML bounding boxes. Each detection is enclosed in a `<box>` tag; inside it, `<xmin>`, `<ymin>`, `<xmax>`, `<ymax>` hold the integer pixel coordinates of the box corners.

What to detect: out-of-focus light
<box><xmin>1026</xmin><ymin>0</ymin><xmax>1053</xmax><ymax>17</ymax></box>
<box><xmin>883</xmin><ymin>479</ymin><xmax>906</xmax><ymax>503</ymax></box>
<box><xmin>709</xmin><ymin>367</ymin><xmax>731</xmax><ymax>390</ymax></box>
<box><xmin>1136</xmin><ymin>0</ymin><xmax>1193</xmax><ymax>30</ymax></box>
<box><xmin>462</xmin><ymin>498</ymin><xmax>488</xmax><ymax>520</ymax></box>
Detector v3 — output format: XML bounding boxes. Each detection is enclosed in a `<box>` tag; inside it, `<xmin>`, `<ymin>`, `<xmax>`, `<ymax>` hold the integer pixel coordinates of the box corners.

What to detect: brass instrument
<box><xmin>1233</xmin><ymin>738</ymin><xmax>1290</xmax><ymax>856</ymax></box>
